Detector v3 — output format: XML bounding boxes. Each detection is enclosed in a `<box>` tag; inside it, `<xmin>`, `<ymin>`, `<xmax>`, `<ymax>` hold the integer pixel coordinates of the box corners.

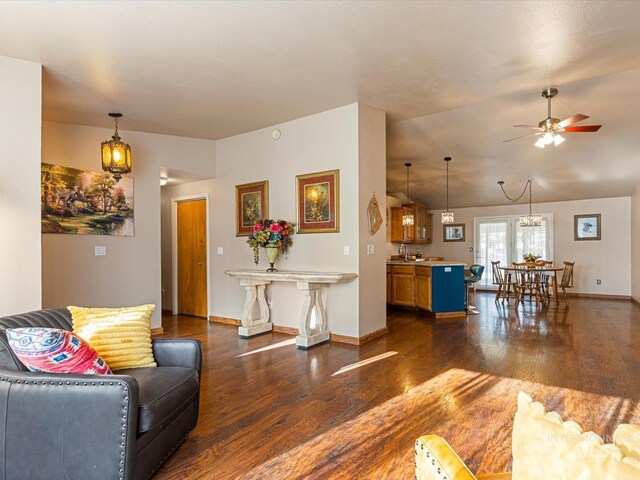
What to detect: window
<box><xmin>474</xmin><ymin>214</ymin><xmax>554</xmax><ymax>288</ymax></box>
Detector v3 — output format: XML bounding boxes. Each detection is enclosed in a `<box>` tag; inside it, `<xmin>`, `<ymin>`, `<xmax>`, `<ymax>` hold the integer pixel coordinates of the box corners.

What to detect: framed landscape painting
<box><xmin>296</xmin><ymin>169</ymin><xmax>339</xmax><ymax>234</ymax></box>
<box><xmin>236</xmin><ymin>180</ymin><xmax>268</xmax><ymax>236</ymax></box>
<box><xmin>443</xmin><ymin>223</ymin><xmax>465</xmax><ymax>242</ymax></box>
<box><xmin>41</xmin><ymin>163</ymin><xmax>134</xmax><ymax>236</ymax></box>
<box><xmin>574</xmin><ymin>213</ymin><xmax>601</xmax><ymax>241</ymax></box>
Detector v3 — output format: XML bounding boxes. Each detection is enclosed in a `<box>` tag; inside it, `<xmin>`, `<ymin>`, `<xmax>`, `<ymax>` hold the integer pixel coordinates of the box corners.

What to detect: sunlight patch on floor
<box><xmin>236</xmin><ymin>338</ymin><xmax>297</xmax><ymax>357</ymax></box>
<box><xmin>331</xmin><ymin>351</ymin><xmax>398</xmax><ymax>376</ymax></box>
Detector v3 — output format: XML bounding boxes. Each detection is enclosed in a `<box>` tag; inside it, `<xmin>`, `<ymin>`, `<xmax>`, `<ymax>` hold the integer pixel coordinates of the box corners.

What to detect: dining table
<box><xmin>499</xmin><ymin>265</ymin><xmax>566</xmax><ymax>304</ymax></box>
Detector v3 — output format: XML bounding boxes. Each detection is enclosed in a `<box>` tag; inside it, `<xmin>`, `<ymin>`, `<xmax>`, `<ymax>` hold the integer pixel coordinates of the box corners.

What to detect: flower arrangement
<box><xmin>246</xmin><ymin>219</ymin><xmax>295</xmax><ymax>264</ymax></box>
<box><xmin>523</xmin><ymin>253</ymin><xmax>541</xmax><ymax>262</ymax></box>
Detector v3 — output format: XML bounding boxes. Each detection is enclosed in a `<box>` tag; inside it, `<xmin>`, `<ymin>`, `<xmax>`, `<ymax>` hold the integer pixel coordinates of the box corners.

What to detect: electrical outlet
<box><xmin>217</xmin><ymin>247</ymin><xmax>223</xmax><ymax>255</ymax></box>
<box><xmin>343</xmin><ymin>246</ymin><xmax>350</xmax><ymax>256</ymax></box>
<box><xmin>95</xmin><ymin>246</ymin><xmax>106</xmax><ymax>256</ymax></box>
<box><xmin>596</xmin><ymin>279</ymin><xmax>602</xmax><ymax>285</ymax></box>
<box><xmin>366</xmin><ymin>244</ymin><xmax>375</xmax><ymax>255</ymax></box>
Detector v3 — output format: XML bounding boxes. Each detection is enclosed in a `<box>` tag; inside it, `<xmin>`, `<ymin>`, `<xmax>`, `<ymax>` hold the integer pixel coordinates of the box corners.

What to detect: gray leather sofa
<box><xmin>0</xmin><ymin>308</ymin><xmax>202</xmax><ymax>480</ymax></box>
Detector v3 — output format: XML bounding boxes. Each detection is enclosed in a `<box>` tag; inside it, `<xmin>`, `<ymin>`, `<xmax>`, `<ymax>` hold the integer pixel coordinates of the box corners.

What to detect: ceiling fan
<box><xmin>504</xmin><ymin>88</ymin><xmax>602</xmax><ymax>148</ymax></box>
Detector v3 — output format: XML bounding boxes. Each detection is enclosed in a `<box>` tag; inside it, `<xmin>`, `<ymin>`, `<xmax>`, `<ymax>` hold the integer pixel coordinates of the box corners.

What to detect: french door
<box><xmin>474</xmin><ymin>215</ymin><xmax>553</xmax><ymax>288</ymax></box>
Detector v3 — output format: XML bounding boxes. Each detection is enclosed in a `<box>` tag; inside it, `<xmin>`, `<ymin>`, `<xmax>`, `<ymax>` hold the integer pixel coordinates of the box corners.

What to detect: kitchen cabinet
<box><xmin>390</xmin><ymin>204</ymin><xmax>432</xmax><ymax>244</ymax></box>
<box><xmin>390</xmin><ymin>265</ymin><xmax>415</xmax><ymax>306</ymax></box>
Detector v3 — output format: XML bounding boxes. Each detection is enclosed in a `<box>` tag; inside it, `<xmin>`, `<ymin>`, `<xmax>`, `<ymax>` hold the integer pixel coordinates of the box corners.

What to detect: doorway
<box><xmin>172</xmin><ymin>195</ymin><xmax>210</xmax><ymax>318</ymax></box>
<box><xmin>474</xmin><ymin>214</ymin><xmax>554</xmax><ymax>288</ymax></box>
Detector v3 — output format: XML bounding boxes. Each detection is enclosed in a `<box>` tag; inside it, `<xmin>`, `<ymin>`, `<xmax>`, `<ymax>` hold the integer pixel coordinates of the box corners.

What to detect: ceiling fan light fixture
<box><xmin>534</xmin><ymin>137</ymin><xmax>546</xmax><ymax>148</ymax></box>
<box><xmin>553</xmin><ymin>134</ymin><xmax>565</xmax><ymax>146</ymax></box>
<box><xmin>543</xmin><ymin>132</ymin><xmax>555</xmax><ymax>145</ymax></box>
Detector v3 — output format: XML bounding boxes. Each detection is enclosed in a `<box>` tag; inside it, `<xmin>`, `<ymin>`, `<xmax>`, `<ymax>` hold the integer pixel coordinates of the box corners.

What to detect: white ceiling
<box><xmin>2</xmin><ymin>1</ymin><xmax>640</xmax><ymax>206</ymax></box>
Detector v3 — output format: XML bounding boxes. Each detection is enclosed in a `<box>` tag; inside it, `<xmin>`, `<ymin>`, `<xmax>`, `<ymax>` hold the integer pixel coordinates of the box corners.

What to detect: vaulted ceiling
<box><xmin>1</xmin><ymin>1</ymin><xmax>640</xmax><ymax>207</ymax></box>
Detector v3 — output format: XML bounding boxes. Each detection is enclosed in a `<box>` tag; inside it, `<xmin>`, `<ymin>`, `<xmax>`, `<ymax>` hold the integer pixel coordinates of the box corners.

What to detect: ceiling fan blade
<box><xmin>513</xmin><ymin>125</ymin><xmax>541</xmax><ymax>129</ymax></box>
<box><xmin>563</xmin><ymin>125</ymin><xmax>602</xmax><ymax>133</ymax></box>
<box><xmin>503</xmin><ymin>132</ymin><xmax>541</xmax><ymax>143</ymax></box>
<box><xmin>557</xmin><ymin>114</ymin><xmax>589</xmax><ymax>128</ymax></box>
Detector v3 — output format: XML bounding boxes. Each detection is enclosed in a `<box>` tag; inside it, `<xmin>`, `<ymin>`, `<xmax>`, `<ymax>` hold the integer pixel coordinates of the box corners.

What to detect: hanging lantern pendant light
<box><xmin>441</xmin><ymin>156</ymin><xmax>455</xmax><ymax>224</ymax></box>
<box><xmin>519</xmin><ymin>179</ymin><xmax>542</xmax><ymax>227</ymax></box>
<box><xmin>101</xmin><ymin>112</ymin><xmax>132</xmax><ymax>182</ymax></box>
<box><xmin>402</xmin><ymin>162</ymin><xmax>415</xmax><ymax>226</ymax></box>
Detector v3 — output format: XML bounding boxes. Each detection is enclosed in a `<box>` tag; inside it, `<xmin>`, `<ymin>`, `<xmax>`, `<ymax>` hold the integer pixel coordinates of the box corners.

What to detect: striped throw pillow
<box><xmin>69</xmin><ymin>305</ymin><xmax>157</xmax><ymax>370</ymax></box>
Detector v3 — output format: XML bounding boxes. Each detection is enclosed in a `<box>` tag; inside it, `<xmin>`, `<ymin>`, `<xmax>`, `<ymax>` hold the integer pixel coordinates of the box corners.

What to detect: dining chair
<box><xmin>537</xmin><ymin>260</ymin><xmax>553</xmax><ymax>300</ymax></box>
<box><xmin>559</xmin><ymin>261</ymin><xmax>575</xmax><ymax>306</ymax></box>
<box><xmin>491</xmin><ymin>261</ymin><xmax>513</xmax><ymax>304</ymax></box>
<box><xmin>512</xmin><ymin>261</ymin><xmax>542</xmax><ymax>305</ymax></box>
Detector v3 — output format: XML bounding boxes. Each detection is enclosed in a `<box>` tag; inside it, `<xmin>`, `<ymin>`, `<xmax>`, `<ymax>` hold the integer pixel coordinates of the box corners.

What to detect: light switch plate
<box><xmin>366</xmin><ymin>244</ymin><xmax>375</xmax><ymax>255</ymax></box>
<box><xmin>95</xmin><ymin>246</ymin><xmax>106</xmax><ymax>256</ymax></box>
<box><xmin>217</xmin><ymin>247</ymin><xmax>224</xmax><ymax>255</ymax></box>
<box><xmin>343</xmin><ymin>246</ymin><xmax>350</xmax><ymax>256</ymax></box>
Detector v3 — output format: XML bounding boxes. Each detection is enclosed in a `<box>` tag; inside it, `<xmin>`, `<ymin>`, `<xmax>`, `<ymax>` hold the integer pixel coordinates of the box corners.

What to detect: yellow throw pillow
<box><xmin>69</xmin><ymin>305</ymin><xmax>157</xmax><ymax>371</ymax></box>
<box><xmin>512</xmin><ymin>391</ymin><xmax>640</xmax><ymax>480</ymax></box>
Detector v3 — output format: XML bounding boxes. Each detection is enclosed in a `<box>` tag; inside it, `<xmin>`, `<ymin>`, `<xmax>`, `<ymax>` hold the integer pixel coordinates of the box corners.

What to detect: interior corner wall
<box><xmin>358</xmin><ymin>105</ymin><xmax>387</xmax><ymax>336</ymax></box>
<box><xmin>212</xmin><ymin>104</ymin><xmax>361</xmax><ymax>338</ymax></box>
<box><xmin>41</xmin><ymin>122</ymin><xmax>216</xmax><ymax>328</ymax></box>
<box><xmin>414</xmin><ymin>196</ymin><xmax>631</xmax><ymax>296</ymax></box>
<box><xmin>0</xmin><ymin>56</ymin><xmax>42</xmax><ymax>316</ymax></box>
<box><xmin>632</xmin><ymin>182</ymin><xmax>640</xmax><ymax>302</ymax></box>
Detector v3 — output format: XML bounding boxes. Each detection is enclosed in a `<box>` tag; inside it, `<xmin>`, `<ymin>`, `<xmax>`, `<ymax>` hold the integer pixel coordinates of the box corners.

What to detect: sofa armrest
<box><xmin>152</xmin><ymin>338</ymin><xmax>202</xmax><ymax>373</ymax></box>
<box><xmin>0</xmin><ymin>369</ymin><xmax>139</xmax><ymax>480</ymax></box>
<box><xmin>416</xmin><ymin>435</ymin><xmax>477</xmax><ymax>480</ymax></box>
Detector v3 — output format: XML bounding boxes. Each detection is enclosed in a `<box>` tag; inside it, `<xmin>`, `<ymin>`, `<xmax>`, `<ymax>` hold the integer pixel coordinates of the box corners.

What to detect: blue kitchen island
<box><xmin>387</xmin><ymin>261</ymin><xmax>466</xmax><ymax>318</ymax></box>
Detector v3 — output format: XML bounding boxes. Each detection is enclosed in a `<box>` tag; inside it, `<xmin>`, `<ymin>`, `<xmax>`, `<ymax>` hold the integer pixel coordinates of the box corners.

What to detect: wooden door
<box><xmin>177</xmin><ymin>199</ymin><xmax>207</xmax><ymax>317</ymax></box>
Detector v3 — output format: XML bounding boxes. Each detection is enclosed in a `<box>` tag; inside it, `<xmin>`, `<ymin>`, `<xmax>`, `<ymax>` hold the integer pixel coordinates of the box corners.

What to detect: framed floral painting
<box><xmin>236</xmin><ymin>180</ymin><xmax>269</xmax><ymax>236</ymax></box>
<box><xmin>296</xmin><ymin>169</ymin><xmax>339</xmax><ymax>234</ymax></box>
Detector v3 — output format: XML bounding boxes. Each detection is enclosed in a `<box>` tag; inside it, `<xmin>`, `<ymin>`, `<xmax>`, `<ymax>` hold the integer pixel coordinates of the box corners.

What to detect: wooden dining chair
<box><xmin>537</xmin><ymin>260</ymin><xmax>553</xmax><ymax>300</ymax></box>
<box><xmin>559</xmin><ymin>261</ymin><xmax>575</xmax><ymax>306</ymax></box>
<box><xmin>512</xmin><ymin>262</ymin><xmax>542</xmax><ymax>305</ymax></box>
<box><xmin>491</xmin><ymin>261</ymin><xmax>512</xmax><ymax>303</ymax></box>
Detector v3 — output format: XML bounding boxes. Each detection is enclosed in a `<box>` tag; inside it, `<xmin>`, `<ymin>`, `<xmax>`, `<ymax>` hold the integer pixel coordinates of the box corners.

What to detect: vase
<box><xmin>265</xmin><ymin>243</ymin><xmax>279</xmax><ymax>272</ymax></box>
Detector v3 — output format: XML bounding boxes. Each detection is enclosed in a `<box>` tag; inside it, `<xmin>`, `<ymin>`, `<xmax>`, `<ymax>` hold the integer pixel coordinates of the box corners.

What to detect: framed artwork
<box><xmin>443</xmin><ymin>223</ymin><xmax>465</xmax><ymax>242</ymax></box>
<box><xmin>296</xmin><ymin>169</ymin><xmax>339</xmax><ymax>234</ymax></box>
<box><xmin>41</xmin><ymin>163</ymin><xmax>134</xmax><ymax>236</ymax></box>
<box><xmin>574</xmin><ymin>213</ymin><xmax>601</xmax><ymax>241</ymax></box>
<box><xmin>236</xmin><ymin>180</ymin><xmax>269</xmax><ymax>236</ymax></box>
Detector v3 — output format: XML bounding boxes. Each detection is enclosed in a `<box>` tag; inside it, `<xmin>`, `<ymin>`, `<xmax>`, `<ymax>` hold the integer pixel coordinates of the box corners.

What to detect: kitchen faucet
<box><xmin>399</xmin><ymin>243</ymin><xmax>408</xmax><ymax>261</ymax></box>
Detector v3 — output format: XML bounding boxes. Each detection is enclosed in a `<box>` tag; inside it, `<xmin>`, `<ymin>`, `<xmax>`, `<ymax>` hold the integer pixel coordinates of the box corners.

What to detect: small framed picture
<box><xmin>443</xmin><ymin>223</ymin><xmax>465</xmax><ymax>242</ymax></box>
<box><xmin>296</xmin><ymin>169</ymin><xmax>339</xmax><ymax>234</ymax></box>
<box><xmin>574</xmin><ymin>214</ymin><xmax>601</xmax><ymax>241</ymax></box>
<box><xmin>235</xmin><ymin>180</ymin><xmax>269</xmax><ymax>236</ymax></box>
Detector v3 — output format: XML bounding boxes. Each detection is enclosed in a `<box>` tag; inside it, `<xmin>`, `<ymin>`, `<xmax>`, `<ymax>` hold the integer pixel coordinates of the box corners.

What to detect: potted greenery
<box><xmin>247</xmin><ymin>219</ymin><xmax>295</xmax><ymax>271</ymax></box>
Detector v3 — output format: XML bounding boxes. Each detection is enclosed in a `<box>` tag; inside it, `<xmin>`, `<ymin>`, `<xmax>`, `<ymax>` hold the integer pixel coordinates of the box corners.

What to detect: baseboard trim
<box><xmin>434</xmin><ymin>311</ymin><xmax>466</xmax><ymax>319</ymax></box>
<box><xmin>566</xmin><ymin>293</ymin><xmax>631</xmax><ymax>301</ymax></box>
<box><xmin>632</xmin><ymin>297</ymin><xmax>640</xmax><ymax>306</ymax></box>
<box><xmin>272</xmin><ymin>325</ymin><xmax>299</xmax><ymax>335</ymax></box>
<box><xmin>331</xmin><ymin>326</ymin><xmax>389</xmax><ymax>346</ymax></box>
<box><xmin>209</xmin><ymin>315</ymin><xmax>241</xmax><ymax>326</ymax></box>
<box><xmin>151</xmin><ymin>327</ymin><xmax>164</xmax><ymax>336</ymax></box>
<box><xmin>207</xmin><ymin>316</ymin><xmax>389</xmax><ymax>345</ymax></box>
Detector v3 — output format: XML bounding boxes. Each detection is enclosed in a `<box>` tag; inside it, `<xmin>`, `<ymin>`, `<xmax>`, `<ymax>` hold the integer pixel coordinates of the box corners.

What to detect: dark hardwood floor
<box><xmin>154</xmin><ymin>293</ymin><xmax>640</xmax><ymax>479</ymax></box>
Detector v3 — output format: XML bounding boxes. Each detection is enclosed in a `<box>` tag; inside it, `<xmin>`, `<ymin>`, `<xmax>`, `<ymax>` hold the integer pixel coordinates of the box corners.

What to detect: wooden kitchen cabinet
<box><xmin>390</xmin><ymin>204</ymin><xmax>432</xmax><ymax>244</ymax></box>
<box><xmin>390</xmin><ymin>265</ymin><xmax>415</xmax><ymax>306</ymax></box>
<box><xmin>415</xmin><ymin>268</ymin><xmax>432</xmax><ymax>311</ymax></box>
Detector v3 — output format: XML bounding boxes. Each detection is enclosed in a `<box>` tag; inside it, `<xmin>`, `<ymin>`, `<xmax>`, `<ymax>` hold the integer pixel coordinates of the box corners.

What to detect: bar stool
<box><xmin>464</xmin><ymin>264</ymin><xmax>485</xmax><ymax>315</ymax></box>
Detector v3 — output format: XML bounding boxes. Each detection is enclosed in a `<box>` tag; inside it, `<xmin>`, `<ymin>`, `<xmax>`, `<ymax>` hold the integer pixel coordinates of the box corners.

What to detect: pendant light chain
<box><xmin>498</xmin><ymin>179</ymin><xmax>530</xmax><ymax>203</ymax></box>
<box><xmin>446</xmin><ymin>159</ymin><xmax>449</xmax><ymax>212</ymax></box>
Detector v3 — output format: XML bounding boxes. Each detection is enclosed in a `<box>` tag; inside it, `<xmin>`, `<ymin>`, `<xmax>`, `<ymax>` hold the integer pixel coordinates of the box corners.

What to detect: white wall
<box><xmin>41</xmin><ymin>122</ymin><xmax>216</xmax><ymax>327</ymax></box>
<box><xmin>0</xmin><ymin>56</ymin><xmax>42</xmax><ymax>316</ymax></box>
<box><xmin>399</xmin><ymin>197</ymin><xmax>631</xmax><ymax>296</ymax></box>
<box><xmin>158</xmin><ymin>104</ymin><xmax>386</xmax><ymax>338</ymax></box>
<box><xmin>357</xmin><ymin>105</ymin><xmax>387</xmax><ymax>336</ymax></box>
<box><xmin>212</xmin><ymin>104</ymin><xmax>361</xmax><ymax>337</ymax></box>
<box><xmin>632</xmin><ymin>182</ymin><xmax>640</xmax><ymax>302</ymax></box>
<box><xmin>160</xmin><ymin>179</ymin><xmax>215</xmax><ymax>311</ymax></box>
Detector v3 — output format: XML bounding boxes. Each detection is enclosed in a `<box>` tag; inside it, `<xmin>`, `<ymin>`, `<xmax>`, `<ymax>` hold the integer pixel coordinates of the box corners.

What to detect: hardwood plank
<box><xmin>154</xmin><ymin>293</ymin><xmax>640</xmax><ymax>479</ymax></box>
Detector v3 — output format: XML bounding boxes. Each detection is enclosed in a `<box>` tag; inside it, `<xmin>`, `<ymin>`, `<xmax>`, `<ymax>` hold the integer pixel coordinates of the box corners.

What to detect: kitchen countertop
<box><xmin>387</xmin><ymin>260</ymin><xmax>467</xmax><ymax>267</ymax></box>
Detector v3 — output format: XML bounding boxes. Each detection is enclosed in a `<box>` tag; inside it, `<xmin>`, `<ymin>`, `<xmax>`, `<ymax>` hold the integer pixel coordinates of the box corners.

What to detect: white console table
<box><xmin>225</xmin><ymin>270</ymin><xmax>358</xmax><ymax>349</ymax></box>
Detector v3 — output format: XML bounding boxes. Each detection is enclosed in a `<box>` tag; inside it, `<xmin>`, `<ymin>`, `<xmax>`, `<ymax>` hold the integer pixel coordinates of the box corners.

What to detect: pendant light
<box><xmin>519</xmin><ymin>179</ymin><xmax>542</xmax><ymax>227</ymax></box>
<box><xmin>498</xmin><ymin>179</ymin><xmax>542</xmax><ymax>227</ymax></box>
<box><xmin>101</xmin><ymin>112</ymin><xmax>132</xmax><ymax>182</ymax></box>
<box><xmin>441</xmin><ymin>156</ymin><xmax>454</xmax><ymax>224</ymax></box>
<box><xmin>402</xmin><ymin>162</ymin><xmax>414</xmax><ymax>226</ymax></box>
